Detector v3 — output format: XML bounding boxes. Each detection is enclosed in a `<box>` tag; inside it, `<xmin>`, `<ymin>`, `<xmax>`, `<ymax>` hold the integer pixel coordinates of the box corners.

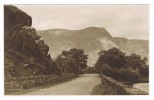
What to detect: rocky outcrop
<box><xmin>8</xmin><ymin>25</ymin><xmax>46</xmax><ymax>57</ymax></box>
<box><xmin>4</xmin><ymin>5</ymin><xmax>32</xmax><ymax>32</ymax></box>
<box><xmin>4</xmin><ymin>6</ymin><xmax>57</xmax><ymax>77</ymax></box>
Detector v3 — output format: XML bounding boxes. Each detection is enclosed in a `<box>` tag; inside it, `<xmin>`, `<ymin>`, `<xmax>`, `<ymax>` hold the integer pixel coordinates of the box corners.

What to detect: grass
<box><xmin>91</xmin><ymin>82</ymin><xmax>119</xmax><ymax>95</ymax></box>
<box><xmin>91</xmin><ymin>84</ymin><xmax>102</xmax><ymax>95</ymax></box>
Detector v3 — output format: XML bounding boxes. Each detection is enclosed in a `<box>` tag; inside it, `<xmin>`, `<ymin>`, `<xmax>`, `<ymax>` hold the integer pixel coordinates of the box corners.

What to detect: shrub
<box><xmin>95</xmin><ymin>47</ymin><xmax>148</xmax><ymax>82</ymax></box>
<box><xmin>139</xmin><ymin>65</ymin><xmax>149</xmax><ymax>77</ymax></box>
<box><xmin>117</xmin><ymin>68</ymin><xmax>140</xmax><ymax>82</ymax></box>
<box><xmin>101</xmin><ymin>64</ymin><xmax>119</xmax><ymax>78</ymax></box>
<box><xmin>85</xmin><ymin>67</ymin><xmax>96</xmax><ymax>73</ymax></box>
<box><xmin>101</xmin><ymin>64</ymin><xmax>112</xmax><ymax>77</ymax></box>
<box><xmin>101</xmin><ymin>64</ymin><xmax>140</xmax><ymax>82</ymax></box>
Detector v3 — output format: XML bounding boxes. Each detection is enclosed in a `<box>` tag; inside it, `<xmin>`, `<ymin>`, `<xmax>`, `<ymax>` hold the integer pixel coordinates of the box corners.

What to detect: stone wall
<box><xmin>101</xmin><ymin>74</ymin><xmax>148</xmax><ymax>95</ymax></box>
<box><xmin>5</xmin><ymin>73</ymin><xmax>75</xmax><ymax>91</ymax></box>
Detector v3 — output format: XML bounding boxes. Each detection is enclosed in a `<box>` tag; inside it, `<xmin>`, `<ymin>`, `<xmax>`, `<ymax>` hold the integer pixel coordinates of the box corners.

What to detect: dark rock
<box><xmin>4</xmin><ymin>5</ymin><xmax>32</xmax><ymax>32</ymax></box>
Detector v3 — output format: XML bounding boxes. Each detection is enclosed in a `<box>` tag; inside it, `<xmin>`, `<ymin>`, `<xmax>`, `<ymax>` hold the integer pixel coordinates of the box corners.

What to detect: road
<box><xmin>133</xmin><ymin>83</ymin><xmax>149</xmax><ymax>93</ymax></box>
<box><xmin>22</xmin><ymin>74</ymin><xmax>101</xmax><ymax>95</ymax></box>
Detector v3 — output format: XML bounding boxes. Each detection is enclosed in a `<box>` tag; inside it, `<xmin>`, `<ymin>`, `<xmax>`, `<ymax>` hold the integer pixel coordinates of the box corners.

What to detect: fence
<box><xmin>5</xmin><ymin>73</ymin><xmax>75</xmax><ymax>91</ymax></box>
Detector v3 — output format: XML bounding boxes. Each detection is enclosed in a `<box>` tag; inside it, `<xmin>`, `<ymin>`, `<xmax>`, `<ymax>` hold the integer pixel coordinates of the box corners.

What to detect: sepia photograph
<box><xmin>4</xmin><ymin>4</ymin><xmax>149</xmax><ymax>95</ymax></box>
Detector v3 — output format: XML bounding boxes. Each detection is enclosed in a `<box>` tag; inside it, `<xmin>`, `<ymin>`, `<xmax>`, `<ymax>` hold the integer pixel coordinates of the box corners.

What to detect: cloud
<box><xmin>15</xmin><ymin>5</ymin><xmax>149</xmax><ymax>40</ymax></box>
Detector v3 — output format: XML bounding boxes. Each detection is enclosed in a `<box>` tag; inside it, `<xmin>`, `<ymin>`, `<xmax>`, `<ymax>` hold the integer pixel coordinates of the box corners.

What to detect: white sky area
<box><xmin>15</xmin><ymin>5</ymin><xmax>149</xmax><ymax>40</ymax></box>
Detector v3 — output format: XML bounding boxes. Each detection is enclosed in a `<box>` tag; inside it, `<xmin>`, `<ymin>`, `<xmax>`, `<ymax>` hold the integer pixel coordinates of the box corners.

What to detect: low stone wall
<box><xmin>101</xmin><ymin>74</ymin><xmax>148</xmax><ymax>95</ymax></box>
<box><xmin>5</xmin><ymin>73</ymin><xmax>75</xmax><ymax>91</ymax></box>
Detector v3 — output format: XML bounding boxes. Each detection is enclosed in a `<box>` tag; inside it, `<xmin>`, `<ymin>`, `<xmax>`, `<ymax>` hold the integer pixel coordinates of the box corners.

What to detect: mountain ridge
<box><xmin>37</xmin><ymin>27</ymin><xmax>148</xmax><ymax>66</ymax></box>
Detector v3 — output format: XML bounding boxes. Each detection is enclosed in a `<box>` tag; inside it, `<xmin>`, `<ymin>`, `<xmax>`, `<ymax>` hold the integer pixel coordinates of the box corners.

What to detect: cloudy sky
<box><xmin>15</xmin><ymin>5</ymin><xmax>149</xmax><ymax>40</ymax></box>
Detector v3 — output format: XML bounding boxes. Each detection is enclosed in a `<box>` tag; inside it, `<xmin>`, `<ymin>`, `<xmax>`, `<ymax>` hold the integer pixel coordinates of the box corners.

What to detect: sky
<box><xmin>15</xmin><ymin>5</ymin><xmax>149</xmax><ymax>40</ymax></box>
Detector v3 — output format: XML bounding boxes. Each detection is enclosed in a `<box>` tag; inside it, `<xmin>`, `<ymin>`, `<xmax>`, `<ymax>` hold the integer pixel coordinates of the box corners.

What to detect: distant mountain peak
<box><xmin>37</xmin><ymin>27</ymin><xmax>148</xmax><ymax>66</ymax></box>
<box><xmin>84</xmin><ymin>26</ymin><xmax>105</xmax><ymax>29</ymax></box>
<box><xmin>81</xmin><ymin>26</ymin><xmax>112</xmax><ymax>38</ymax></box>
<box><xmin>82</xmin><ymin>26</ymin><xmax>107</xmax><ymax>31</ymax></box>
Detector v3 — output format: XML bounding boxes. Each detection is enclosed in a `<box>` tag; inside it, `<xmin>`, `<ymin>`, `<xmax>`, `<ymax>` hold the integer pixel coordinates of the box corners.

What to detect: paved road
<box><xmin>133</xmin><ymin>83</ymin><xmax>149</xmax><ymax>93</ymax></box>
<box><xmin>22</xmin><ymin>74</ymin><xmax>101</xmax><ymax>95</ymax></box>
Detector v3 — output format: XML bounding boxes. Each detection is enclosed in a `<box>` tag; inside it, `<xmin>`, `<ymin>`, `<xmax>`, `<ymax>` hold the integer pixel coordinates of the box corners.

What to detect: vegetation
<box><xmin>85</xmin><ymin>67</ymin><xmax>96</xmax><ymax>73</ymax></box>
<box><xmin>4</xmin><ymin>25</ymin><xmax>58</xmax><ymax>77</ymax></box>
<box><xmin>55</xmin><ymin>48</ymin><xmax>88</xmax><ymax>75</ymax></box>
<box><xmin>94</xmin><ymin>47</ymin><xmax>149</xmax><ymax>82</ymax></box>
<box><xmin>5</xmin><ymin>24</ymin><xmax>88</xmax><ymax>77</ymax></box>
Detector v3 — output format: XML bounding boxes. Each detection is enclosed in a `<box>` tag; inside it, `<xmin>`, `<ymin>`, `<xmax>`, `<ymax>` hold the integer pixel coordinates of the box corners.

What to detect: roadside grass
<box><xmin>91</xmin><ymin>84</ymin><xmax>102</xmax><ymax>95</ymax></box>
<box><xmin>91</xmin><ymin>81</ymin><xmax>119</xmax><ymax>95</ymax></box>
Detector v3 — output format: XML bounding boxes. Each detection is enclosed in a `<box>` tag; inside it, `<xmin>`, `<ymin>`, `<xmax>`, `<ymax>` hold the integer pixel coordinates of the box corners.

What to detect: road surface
<box><xmin>133</xmin><ymin>83</ymin><xmax>149</xmax><ymax>93</ymax></box>
<box><xmin>22</xmin><ymin>74</ymin><xmax>101</xmax><ymax>95</ymax></box>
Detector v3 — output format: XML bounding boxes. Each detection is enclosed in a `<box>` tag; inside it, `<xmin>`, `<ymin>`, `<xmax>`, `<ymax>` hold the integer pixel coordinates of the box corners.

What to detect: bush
<box><xmin>85</xmin><ymin>67</ymin><xmax>96</xmax><ymax>73</ymax></box>
<box><xmin>101</xmin><ymin>64</ymin><xmax>119</xmax><ymax>79</ymax></box>
<box><xmin>117</xmin><ymin>68</ymin><xmax>140</xmax><ymax>82</ymax></box>
<box><xmin>101</xmin><ymin>64</ymin><xmax>140</xmax><ymax>82</ymax></box>
<box><xmin>95</xmin><ymin>47</ymin><xmax>148</xmax><ymax>82</ymax></box>
<box><xmin>101</xmin><ymin>64</ymin><xmax>115</xmax><ymax>77</ymax></box>
<box><xmin>139</xmin><ymin>65</ymin><xmax>149</xmax><ymax>77</ymax></box>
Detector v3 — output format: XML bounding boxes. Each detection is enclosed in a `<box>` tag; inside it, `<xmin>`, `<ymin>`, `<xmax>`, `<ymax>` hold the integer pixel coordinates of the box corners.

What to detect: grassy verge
<box><xmin>91</xmin><ymin>84</ymin><xmax>102</xmax><ymax>95</ymax></box>
<box><xmin>91</xmin><ymin>83</ymin><xmax>119</xmax><ymax>95</ymax></box>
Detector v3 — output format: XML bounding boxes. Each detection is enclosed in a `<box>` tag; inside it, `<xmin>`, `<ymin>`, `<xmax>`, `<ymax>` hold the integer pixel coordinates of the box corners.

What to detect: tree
<box><xmin>94</xmin><ymin>47</ymin><xmax>148</xmax><ymax>82</ymax></box>
<box><xmin>85</xmin><ymin>66</ymin><xmax>96</xmax><ymax>73</ymax></box>
<box><xmin>55</xmin><ymin>48</ymin><xmax>88</xmax><ymax>75</ymax></box>
<box><xmin>125</xmin><ymin>53</ymin><xmax>145</xmax><ymax>69</ymax></box>
<box><xmin>62</xmin><ymin>57</ymin><xmax>78</xmax><ymax>74</ymax></box>
<box><xmin>143</xmin><ymin>57</ymin><xmax>148</xmax><ymax>63</ymax></box>
<box><xmin>69</xmin><ymin>48</ymin><xmax>88</xmax><ymax>68</ymax></box>
<box><xmin>55</xmin><ymin>54</ymin><xmax>66</xmax><ymax>75</ymax></box>
<box><xmin>94</xmin><ymin>47</ymin><xmax>126</xmax><ymax>72</ymax></box>
<box><xmin>9</xmin><ymin>25</ymin><xmax>39</xmax><ymax>52</ymax></box>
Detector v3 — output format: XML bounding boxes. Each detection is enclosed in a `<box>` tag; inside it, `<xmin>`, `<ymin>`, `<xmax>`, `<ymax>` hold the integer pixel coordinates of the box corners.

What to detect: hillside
<box><xmin>37</xmin><ymin>27</ymin><xmax>148</xmax><ymax>66</ymax></box>
<box><xmin>4</xmin><ymin>6</ymin><xmax>57</xmax><ymax>77</ymax></box>
<box><xmin>112</xmin><ymin>37</ymin><xmax>148</xmax><ymax>58</ymax></box>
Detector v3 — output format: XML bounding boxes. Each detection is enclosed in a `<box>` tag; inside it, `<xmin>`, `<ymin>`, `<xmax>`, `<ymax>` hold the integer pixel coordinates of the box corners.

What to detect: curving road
<box><xmin>22</xmin><ymin>74</ymin><xmax>101</xmax><ymax>95</ymax></box>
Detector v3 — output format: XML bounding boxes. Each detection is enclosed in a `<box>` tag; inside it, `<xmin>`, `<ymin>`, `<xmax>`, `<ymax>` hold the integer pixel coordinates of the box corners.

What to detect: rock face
<box><xmin>4</xmin><ymin>6</ymin><xmax>57</xmax><ymax>77</ymax></box>
<box><xmin>37</xmin><ymin>27</ymin><xmax>149</xmax><ymax>66</ymax></box>
<box><xmin>4</xmin><ymin>5</ymin><xmax>32</xmax><ymax>32</ymax></box>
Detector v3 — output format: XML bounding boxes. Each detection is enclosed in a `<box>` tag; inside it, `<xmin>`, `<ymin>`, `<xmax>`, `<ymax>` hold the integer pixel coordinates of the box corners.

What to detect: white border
<box><xmin>0</xmin><ymin>0</ymin><xmax>153</xmax><ymax>100</ymax></box>
<box><xmin>1</xmin><ymin>0</ymin><xmax>151</xmax><ymax>4</ymax></box>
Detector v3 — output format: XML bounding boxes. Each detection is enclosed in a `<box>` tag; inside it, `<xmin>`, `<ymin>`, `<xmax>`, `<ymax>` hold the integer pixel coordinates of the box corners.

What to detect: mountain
<box><xmin>112</xmin><ymin>37</ymin><xmax>148</xmax><ymax>58</ymax></box>
<box><xmin>37</xmin><ymin>27</ymin><xmax>149</xmax><ymax>66</ymax></box>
